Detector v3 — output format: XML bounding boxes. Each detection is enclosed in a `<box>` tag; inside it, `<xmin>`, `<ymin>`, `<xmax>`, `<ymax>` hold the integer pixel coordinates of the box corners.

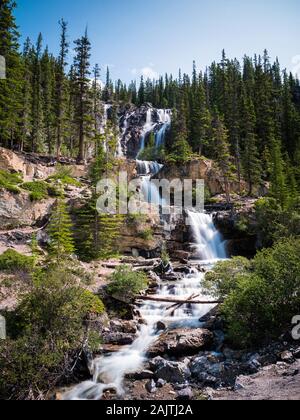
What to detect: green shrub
<box><xmin>0</xmin><ymin>266</ymin><xmax>105</xmax><ymax>399</ymax></box>
<box><xmin>202</xmin><ymin>257</ymin><xmax>252</xmax><ymax>299</ymax></box>
<box><xmin>138</xmin><ymin>228</ymin><xmax>153</xmax><ymax>241</ymax></box>
<box><xmin>203</xmin><ymin>239</ymin><xmax>300</xmax><ymax>348</ymax></box>
<box><xmin>0</xmin><ymin>169</ymin><xmax>22</xmax><ymax>193</ymax></box>
<box><xmin>107</xmin><ymin>265</ymin><xmax>148</xmax><ymax>300</ymax></box>
<box><xmin>21</xmin><ymin>181</ymin><xmax>60</xmax><ymax>201</ymax></box>
<box><xmin>48</xmin><ymin>165</ymin><xmax>81</xmax><ymax>187</ymax></box>
<box><xmin>0</xmin><ymin>250</ymin><xmax>35</xmax><ymax>272</ymax></box>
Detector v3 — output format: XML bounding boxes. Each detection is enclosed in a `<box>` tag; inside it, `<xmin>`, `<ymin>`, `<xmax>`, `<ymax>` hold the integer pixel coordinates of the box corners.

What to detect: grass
<box><xmin>0</xmin><ymin>170</ymin><xmax>22</xmax><ymax>194</ymax></box>
<box><xmin>22</xmin><ymin>181</ymin><xmax>61</xmax><ymax>201</ymax></box>
<box><xmin>48</xmin><ymin>165</ymin><xmax>81</xmax><ymax>187</ymax></box>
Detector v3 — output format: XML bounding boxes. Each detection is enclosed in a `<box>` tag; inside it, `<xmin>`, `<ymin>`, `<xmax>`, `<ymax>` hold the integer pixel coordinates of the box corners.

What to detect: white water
<box><xmin>138</xmin><ymin>109</ymin><xmax>156</xmax><ymax>157</ymax></box>
<box><xmin>155</xmin><ymin>109</ymin><xmax>171</xmax><ymax>148</ymax></box>
<box><xmin>188</xmin><ymin>211</ymin><xmax>227</xmax><ymax>262</ymax></box>
<box><xmin>62</xmin><ymin>211</ymin><xmax>227</xmax><ymax>400</ymax></box>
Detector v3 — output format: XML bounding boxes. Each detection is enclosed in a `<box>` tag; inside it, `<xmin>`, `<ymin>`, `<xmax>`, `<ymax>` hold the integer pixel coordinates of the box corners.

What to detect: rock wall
<box><xmin>156</xmin><ymin>159</ymin><xmax>248</xmax><ymax>196</ymax></box>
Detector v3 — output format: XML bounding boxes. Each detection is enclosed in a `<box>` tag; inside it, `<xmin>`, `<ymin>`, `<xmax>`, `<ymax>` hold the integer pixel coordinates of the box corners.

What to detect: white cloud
<box><xmin>141</xmin><ymin>66</ymin><xmax>159</xmax><ymax>79</ymax></box>
<box><xmin>130</xmin><ymin>66</ymin><xmax>159</xmax><ymax>80</ymax></box>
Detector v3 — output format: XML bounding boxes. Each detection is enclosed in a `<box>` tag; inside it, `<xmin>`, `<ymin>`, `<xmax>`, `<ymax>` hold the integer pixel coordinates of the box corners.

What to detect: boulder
<box><xmin>0</xmin><ymin>190</ymin><xmax>54</xmax><ymax>230</ymax></box>
<box><xmin>149</xmin><ymin>357</ymin><xmax>191</xmax><ymax>384</ymax></box>
<box><xmin>147</xmin><ymin>328</ymin><xmax>213</xmax><ymax>357</ymax></box>
<box><xmin>176</xmin><ymin>387</ymin><xmax>194</xmax><ymax>401</ymax></box>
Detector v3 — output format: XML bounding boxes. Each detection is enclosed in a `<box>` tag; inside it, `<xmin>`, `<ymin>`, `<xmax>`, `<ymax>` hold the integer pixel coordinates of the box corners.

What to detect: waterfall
<box><xmin>62</xmin><ymin>210</ymin><xmax>227</xmax><ymax>400</ymax></box>
<box><xmin>138</xmin><ymin>108</ymin><xmax>156</xmax><ymax>157</ymax></box>
<box><xmin>188</xmin><ymin>211</ymin><xmax>227</xmax><ymax>262</ymax></box>
<box><xmin>155</xmin><ymin>109</ymin><xmax>171</xmax><ymax>148</ymax></box>
<box><xmin>62</xmin><ymin>268</ymin><xmax>215</xmax><ymax>400</ymax></box>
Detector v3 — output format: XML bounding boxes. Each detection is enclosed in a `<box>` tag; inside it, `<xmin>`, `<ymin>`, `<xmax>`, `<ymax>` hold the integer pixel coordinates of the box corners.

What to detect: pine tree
<box><xmin>55</xmin><ymin>19</ymin><xmax>69</xmax><ymax>157</ymax></box>
<box><xmin>47</xmin><ymin>198</ymin><xmax>75</xmax><ymax>260</ymax></box>
<box><xmin>31</xmin><ymin>33</ymin><xmax>45</xmax><ymax>152</ymax></box>
<box><xmin>212</xmin><ymin>111</ymin><xmax>236</xmax><ymax>204</ymax></box>
<box><xmin>240</xmin><ymin>87</ymin><xmax>262</xmax><ymax>195</ymax></box>
<box><xmin>73</xmin><ymin>28</ymin><xmax>92</xmax><ymax>162</ymax></box>
<box><xmin>269</xmin><ymin>138</ymin><xmax>288</xmax><ymax>208</ymax></box>
<box><xmin>0</xmin><ymin>0</ymin><xmax>23</xmax><ymax>149</ymax></box>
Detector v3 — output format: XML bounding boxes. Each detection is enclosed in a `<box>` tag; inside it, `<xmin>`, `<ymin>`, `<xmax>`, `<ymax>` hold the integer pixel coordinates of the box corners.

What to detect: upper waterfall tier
<box><xmin>116</xmin><ymin>104</ymin><xmax>171</xmax><ymax>159</ymax></box>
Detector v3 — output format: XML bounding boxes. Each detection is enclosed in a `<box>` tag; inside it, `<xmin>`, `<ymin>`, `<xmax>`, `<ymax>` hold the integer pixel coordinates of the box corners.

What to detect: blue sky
<box><xmin>15</xmin><ymin>0</ymin><xmax>300</xmax><ymax>83</ymax></box>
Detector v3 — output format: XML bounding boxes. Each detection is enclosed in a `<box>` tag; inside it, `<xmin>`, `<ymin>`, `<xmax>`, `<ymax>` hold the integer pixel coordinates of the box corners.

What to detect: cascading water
<box><xmin>62</xmin><ymin>209</ymin><xmax>227</xmax><ymax>400</ymax></box>
<box><xmin>137</xmin><ymin>109</ymin><xmax>156</xmax><ymax>157</ymax></box>
<box><xmin>188</xmin><ymin>211</ymin><xmax>227</xmax><ymax>262</ymax></box>
<box><xmin>62</xmin><ymin>107</ymin><xmax>228</xmax><ymax>401</ymax></box>
<box><xmin>155</xmin><ymin>109</ymin><xmax>171</xmax><ymax>148</ymax></box>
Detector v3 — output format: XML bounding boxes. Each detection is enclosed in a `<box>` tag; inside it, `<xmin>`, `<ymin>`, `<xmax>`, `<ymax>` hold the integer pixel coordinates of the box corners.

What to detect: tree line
<box><xmin>1</xmin><ymin>1</ymin><xmax>300</xmax><ymax>205</ymax></box>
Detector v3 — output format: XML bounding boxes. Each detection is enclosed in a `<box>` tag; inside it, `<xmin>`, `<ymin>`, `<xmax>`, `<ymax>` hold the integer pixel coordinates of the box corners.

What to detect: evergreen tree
<box><xmin>55</xmin><ymin>19</ymin><xmax>69</xmax><ymax>157</ymax></box>
<box><xmin>73</xmin><ymin>28</ymin><xmax>92</xmax><ymax>162</ymax></box>
<box><xmin>212</xmin><ymin>111</ymin><xmax>236</xmax><ymax>204</ymax></box>
<box><xmin>240</xmin><ymin>88</ymin><xmax>262</xmax><ymax>194</ymax></box>
<box><xmin>47</xmin><ymin>198</ymin><xmax>75</xmax><ymax>261</ymax></box>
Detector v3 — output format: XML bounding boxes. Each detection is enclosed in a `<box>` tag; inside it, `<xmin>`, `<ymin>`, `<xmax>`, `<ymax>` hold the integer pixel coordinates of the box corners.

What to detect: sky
<box><xmin>15</xmin><ymin>0</ymin><xmax>300</xmax><ymax>83</ymax></box>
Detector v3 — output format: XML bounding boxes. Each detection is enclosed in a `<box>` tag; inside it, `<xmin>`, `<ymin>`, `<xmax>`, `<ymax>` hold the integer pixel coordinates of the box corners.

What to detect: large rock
<box><xmin>157</xmin><ymin>159</ymin><xmax>248</xmax><ymax>196</ymax></box>
<box><xmin>149</xmin><ymin>356</ymin><xmax>191</xmax><ymax>384</ymax></box>
<box><xmin>0</xmin><ymin>190</ymin><xmax>54</xmax><ymax>230</ymax></box>
<box><xmin>147</xmin><ymin>328</ymin><xmax>213</xmax><ymax>357</ymax></box>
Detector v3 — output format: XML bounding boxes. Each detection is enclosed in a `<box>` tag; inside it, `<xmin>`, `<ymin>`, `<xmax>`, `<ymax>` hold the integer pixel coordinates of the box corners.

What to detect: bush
<box><xmin>0</xmin><ymin>266</ymin><xmax>105</xmax><ymax>399</ymax></box>
<box><xmin>48</xmin><ymin>165</ymin><xmax>81</xmax><ymax>187</ymax></box>
<box><xmin>107</xmin><ymin>265</ymin><xmax>148</xmax><ymax>301</ymax></box>
<box><xmin>255</xmin><ymin>198</ymin><xmax>300</xmax><ymax>247</ymax></box>
<box><xmin>0</xmin><ymin>250</ymin><xmax>35</xmax><ymax>272</ymax></box>
<box><xmin>203</xmin><ymin>239</ymin><xmax>300</xmax><ymax>348</ymax></box>
<box><xmin>202</xmin><ymin>257</ymin><xmax>252</xmax><ymax>299</ymax></box>
<box><xmin>0</xmin><ymin>169</ymin><xmax>22</xmax><ymax>193</ymax></box>
<box><xmin>21</xmin><ymin>181</ymin><xmax>60</xmax><ymax>201</ymax></box>
<box><xmin>138</xmin><ymin>228</ymin><xmax>153</xmax><ymax>241</ymax></box>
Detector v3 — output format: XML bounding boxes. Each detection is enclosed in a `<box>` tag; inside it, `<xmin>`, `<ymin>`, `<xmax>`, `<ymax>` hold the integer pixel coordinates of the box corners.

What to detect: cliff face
<box><xmin>156</xmin><ymin>158</ymin><xmax>248</xmax><ymax>196</ymax></box>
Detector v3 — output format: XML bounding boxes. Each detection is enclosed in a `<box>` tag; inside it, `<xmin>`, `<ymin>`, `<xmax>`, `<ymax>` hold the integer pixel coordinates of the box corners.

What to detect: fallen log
<box><xmin>135</xmin><ymin>295</ymin><xmax>222</xmax><ymax>305</ymax></box>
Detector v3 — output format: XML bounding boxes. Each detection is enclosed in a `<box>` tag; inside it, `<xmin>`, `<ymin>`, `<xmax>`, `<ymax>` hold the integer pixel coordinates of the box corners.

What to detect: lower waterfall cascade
<box><xmin>62</xmin><ymin>212</ymin><xmax>228</xmax><ymax>400</ymax></box>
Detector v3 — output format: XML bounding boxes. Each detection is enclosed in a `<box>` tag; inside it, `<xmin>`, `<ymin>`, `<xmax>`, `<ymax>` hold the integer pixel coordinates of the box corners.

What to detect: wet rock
<box><xmin>293</xmin><ymin>348</ymin><xmax>300</xmax><ymax>359</ymax></box>
<box><xmin>149</xmin><ymin>357</ymin><xmax>191</xmax><ymax>384</ymax></box>
<box><xmin>280</xmin><ymin>351</ymin><xmax>295</xmax><ymax>364</ymax></box>
<box><xmin>148</xmin><ymin>328</ymin><xmax>213</xmax><ymax>357</ymax></box>
<box><xmin>176</xmin><ymin>387</ymin><xmax>194</xmax><ymax>401</ymax></box>
<box><xmin>146</xmin><ymin>379</ymin><xmax>157</xmax><ymax>394</ymax></box>
<box><xmin>156</xmin><ymin>378</ymin><xmax>166</xmax><ymax>388</ymax></box>
<box><xmin>126</xmin><ymin>370</ymin><xmax>154</xmax><ymax>380</ymax></box>
<box><xmin>110</xmin><ymin>319</ymin><xmax>138</xmax><ymax>335</ymax></box>
<box><xmin>103</xmin><ymin>332</ymin><xmax>136</xmax><ymax>346</ymax></box>
<box><xmin>156</xmin><ymin>321</ymin><xmax>167</xmax><ymax>332</ymax></box>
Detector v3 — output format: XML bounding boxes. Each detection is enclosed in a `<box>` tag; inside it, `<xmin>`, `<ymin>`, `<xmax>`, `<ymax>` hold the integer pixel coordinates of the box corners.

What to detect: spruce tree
<box><xmin>47</xmin><ymin>198</ymin><xmax>75</xmax><ymax>261</ymax></box>
<box><xmin>212</xmin><ymin>111</ymin><xmax>236</xmax><ymax>204</ymax></box>
<box><xmin>55</xmin><ymin>19</ymin><xmax>69</xmax><ymax>157</ymax></box>
<box><xmin>240</xmin><ymin>87</ymin><xmax>262</xmax><ymax>195</ymax></box>
<box><xmin>73</xmin><ymin>28</ymin><xmax>92</xmax><ymax>162</ymax></box>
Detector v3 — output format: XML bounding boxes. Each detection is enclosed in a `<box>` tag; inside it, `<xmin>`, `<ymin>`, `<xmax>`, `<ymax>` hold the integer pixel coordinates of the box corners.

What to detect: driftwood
<box><xmin>135</xmin><ymin>295</ymin><xmax>222</xmax><ymax>305</ymax></box>
<box><xmin>166</xmin><ymin>293</ymin><xmax>200</xmax><ymax>316</ymax></box>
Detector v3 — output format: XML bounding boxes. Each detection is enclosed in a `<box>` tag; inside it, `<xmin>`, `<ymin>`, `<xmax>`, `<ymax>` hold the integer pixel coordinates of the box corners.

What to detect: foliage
<box><xmin>255</xmin><ymin>197</ymin><xmax>300</xmax><ymax>247</ymax></box>
<box><xmin>22</xmin><ymin>181</ymin><xmax>50</xmax><ymax>201</ymax></box>
<box><xmin>47</xmin><ymin>198</ymin><xmax>75</xmax><ymax>259</ymax></box>
<box><xmin>203</xmin><ymin>257</ymin><xmax>252</xmax><ymax>299</ymax></box>
<box><xmin>0</xmin><ymin>169</ymin><xmax>22</xmax><ymax>193</ymax></box>
<box><xmin>0</xmin><ymin>249</ymin><xmax>35</xmax><ymax>272</ymax></box>
<box><xmin>0</xmin><ymin>266</ymin><xmax>105</xmax><ymax>399</ymax></box>
<box><xmin>138</xmin><ymin>228</ymin><xmax>153</xmax><ymax>241</ymax></box>
<box><xmin>107</xmin><ymin>265</ymin><xmax>148</xmax><ymax>300</ymax></box>
<box><xmin>203</xmin><ymin>239</ymin><xmax>300</xmax><ymax>347</ymax></box>
<box><xmin>48</xmin><ymin>165</ymin><xmax>81</xmax><ymax>187</ymax></box>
